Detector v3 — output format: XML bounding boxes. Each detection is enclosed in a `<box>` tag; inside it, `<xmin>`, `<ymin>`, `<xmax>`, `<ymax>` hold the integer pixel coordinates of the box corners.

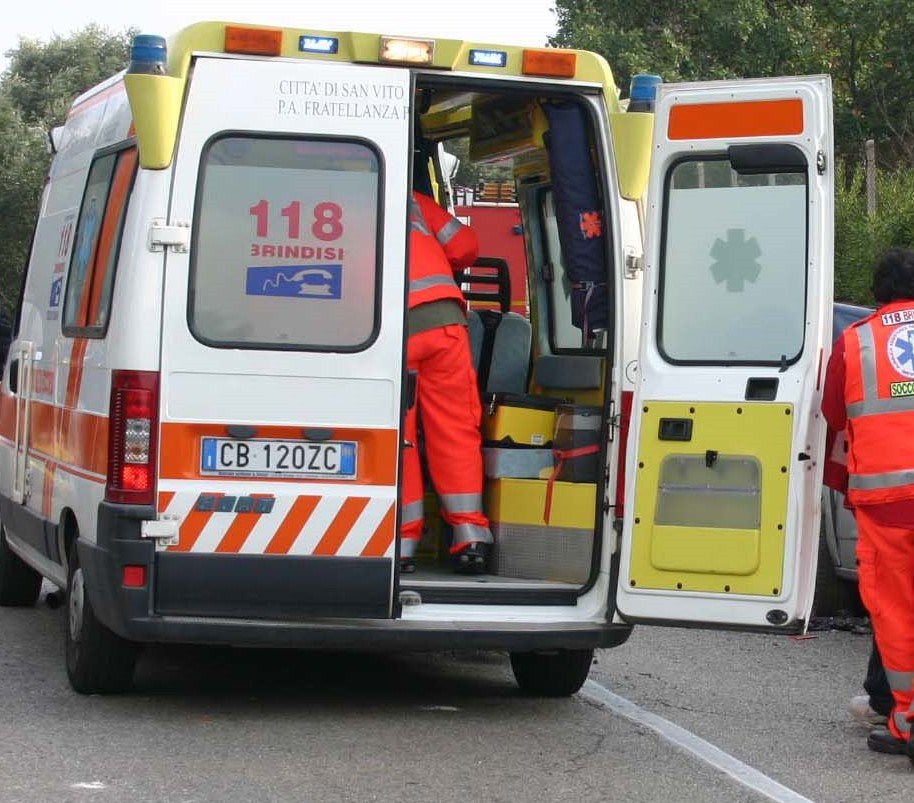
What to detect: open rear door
<box><xmin>617</xmin><ymin>76</ymin><xmax>833</xmax><ymax>630</ymax></box>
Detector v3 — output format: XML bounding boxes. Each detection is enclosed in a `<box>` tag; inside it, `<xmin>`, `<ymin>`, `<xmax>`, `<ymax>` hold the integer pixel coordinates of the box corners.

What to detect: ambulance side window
<box><xmin>190</xmin><ymin>135</ymin><xmax>381</xmax><ymax>351</ymax></box>
<box><xmin>62</xmin><ymin>146</ymin><xmax>138</xmax><ymax>337</ymax></box>
<box><xmin>658</xmin><ymin>156</ymin><xmax>808</xmax><ymax>365</ymax></box>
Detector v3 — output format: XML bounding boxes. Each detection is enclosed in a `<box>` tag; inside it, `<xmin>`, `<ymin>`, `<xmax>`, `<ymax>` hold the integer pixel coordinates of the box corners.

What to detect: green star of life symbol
<box><xmin>709</xmin><ymin>228</ymin><xmax>762</xmax><ymax>292</ymax></box>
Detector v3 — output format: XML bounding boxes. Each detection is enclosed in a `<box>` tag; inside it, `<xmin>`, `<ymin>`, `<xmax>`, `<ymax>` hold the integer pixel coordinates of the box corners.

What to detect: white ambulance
<box><xmin>0</xmin><ymin>22</ymin><xmax>834</xmax><ymax>694</ymax></box>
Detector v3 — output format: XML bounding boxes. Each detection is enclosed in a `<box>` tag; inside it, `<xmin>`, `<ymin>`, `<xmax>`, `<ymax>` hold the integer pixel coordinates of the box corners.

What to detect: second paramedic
<box><xmin>401</xmin><ymin>190</ymin><xmax>494</xmax><ymax>574</ymax></box>
<box><xmin>822</xmin><ymin>246</ymin><xmax>914</xmax><ymax>760</ymax></box>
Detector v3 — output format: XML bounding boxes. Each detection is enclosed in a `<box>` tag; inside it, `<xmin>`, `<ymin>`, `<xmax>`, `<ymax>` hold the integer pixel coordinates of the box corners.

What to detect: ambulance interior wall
<box><xmin>416</xmin><ymin>81</ymin><xmax>610</xmax><ymax>586</ymax></box>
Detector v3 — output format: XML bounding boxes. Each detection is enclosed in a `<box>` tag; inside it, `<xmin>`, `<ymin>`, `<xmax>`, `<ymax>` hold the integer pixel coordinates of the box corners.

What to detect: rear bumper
<box><xmin>82</xmin><ymin>503</ymin><xmax>632</xmax><ymax>651</ymax></box>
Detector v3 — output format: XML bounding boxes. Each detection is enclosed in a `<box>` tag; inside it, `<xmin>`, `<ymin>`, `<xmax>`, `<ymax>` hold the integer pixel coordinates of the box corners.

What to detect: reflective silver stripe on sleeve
<box><xmin>409</xmin><ymin>275</ymin><xmax>458</xmax><ymax>293</ymax></box>
<box><xmin>886</xmin><ymin>668</ymin><xmax>914</xmax><ymax>694</ymax></box>
<box><xmin>436</xmin><ymin>217</ymin><xmax>462</xmax><ymax>246</ymax></box>
<box><xmin>451</xmin><ymin>522</ymin><xmax>494</xmax><ymax>545</ymax></box>
<box><xmin>439</xmin><ymin>492</ymin><xmax>484</xmax><ymax>514</ymax></box>
<box><xmin>410</xmin><ymin>198</ymin><xmax>431</xmax><ymax>235</ymax></box>
<box><xmin>848</xmin><ymin>469</ymin><xmax>914</xmax><ymax>491</ymax></box>
<box><xmin>401</xmin><ymin>500</ymin><xmax>424</xmax><ymax>525</ymax></box>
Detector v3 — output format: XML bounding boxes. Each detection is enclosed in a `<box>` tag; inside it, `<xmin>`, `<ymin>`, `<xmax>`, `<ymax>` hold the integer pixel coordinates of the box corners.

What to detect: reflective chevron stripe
<box><xmin>159</xmin><ymin>491</ymin><xmax>396</xmax><ymax>557</ymax></box>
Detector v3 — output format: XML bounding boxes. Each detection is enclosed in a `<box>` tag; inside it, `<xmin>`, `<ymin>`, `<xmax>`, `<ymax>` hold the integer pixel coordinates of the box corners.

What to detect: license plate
<box><xmin>201</xmin><ymin>438</ymin><xmax>357</xmax><ymax>479</ymax></box>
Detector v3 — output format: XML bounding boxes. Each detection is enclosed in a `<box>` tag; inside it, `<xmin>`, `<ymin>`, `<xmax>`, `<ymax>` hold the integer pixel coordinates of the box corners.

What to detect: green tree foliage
<box><xmin>552</xmin><ymin>0</ymin><xmax>914</xmax><ymax>164</ymax></box>
<box><xmin>0</xmin><ymin>94</ymin><xmax>46</xmax><ymax>314</ymax></box>
<box><xmin>835</xmin><ymin>163</ymin><xmax>914</xmax><ymax>304</ymax></box>
<box><xmin>0</xmin><ymin>26</ymin><xmax>133</xmax><ymax>314</ymax></box>
<box><xmin>553</xmin><ymin>0</ymin><xmax>914</xmax><ymax>303</ymax></box>
<box><xmin>5</xmin><ymin>25</ymin><xmax>134</xmax><ymax>127</ymax></box>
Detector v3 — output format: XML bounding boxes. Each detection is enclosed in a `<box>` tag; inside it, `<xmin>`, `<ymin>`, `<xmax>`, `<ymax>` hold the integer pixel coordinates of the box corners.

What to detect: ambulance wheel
<box><xmin>510</xmin><ymin>648</ymin><xmax>594</xmax><ymax>697</ymax></box>
<box><xmin>0</xmin><ymin>522</ymin><xmax>42</xmax><ymax>606</ymax></box>
<box><xmin>65</xmin><ymin>541</ymin><xmax>137</xmax><ymax>694</ymax></box>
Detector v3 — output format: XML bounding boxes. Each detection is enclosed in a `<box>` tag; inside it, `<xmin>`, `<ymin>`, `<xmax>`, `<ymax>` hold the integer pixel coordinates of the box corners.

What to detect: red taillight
<box><xmin>122</xmin><ymin>565</ymin><xmax>147</xmax><ymax>588</ymax></box>
<box><xmin>106</xmin><ymin>370</ymin><xmax>160</xmax><ymax>506</ymax></box>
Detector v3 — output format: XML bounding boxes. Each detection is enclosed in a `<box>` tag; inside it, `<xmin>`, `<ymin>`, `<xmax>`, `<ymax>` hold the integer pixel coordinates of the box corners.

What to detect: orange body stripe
<box><xmin>158</xmin><ymin>491</ymin><xmax>176</xmax><ymax>513</ymax></box>
<box><xmin>265</xmin><ymin>496</ymin><xmax>320</xmax><ymax>554</ymax></box>
<box><xmin>171</xmin><ymin>495</ymin><xmax>223</xmax><ymax>552</ymax></box>
<box><xmin>0</xmin><ymin>394</ymin><xmax>108</xmax><ymax>477</ymax></box>
<box><xmin>65</xmin><ymin>339</ymin><xmax>89</xmax><ymax>409</ymax></box>
<box><xmin>313</xmin><ymin>497</ymin><xmax>370</xmax><ymax>556</ymax></box>
<box><xmin>214</xmin><ymin>495</ymin><xmax>273</xmax><ymax>553</ymax></box>
<box><xmin>42</xmin><ymin>463</ymin><xmax>57</xmax><ymax>519</ymax></box>
<box><xmin>668</xmin><ymin>98</ymin><xmax>803</xmax><ymax>140</ymax></box>
<box><xmin>360</xmin><ymin>505</ymin><xmax>396</xmax><ymax>557</ymax></box>
<box><xmin>215</xmin><ymin>514</ymin><xmax>261</xmax><ymax>553</ymax></box>
<box><xmin>159</xmin><ymin>422</ymin><xmax>399</xmax><ymax>486</ymax></box>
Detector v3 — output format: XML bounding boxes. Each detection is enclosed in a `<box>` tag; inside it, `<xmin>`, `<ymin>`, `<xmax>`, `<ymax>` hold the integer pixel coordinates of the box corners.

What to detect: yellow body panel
<box><xmin>629</xmin><ymin>401</ymin><xmax>792</xmax><ymax>595</ymax></box>
<box><xmin>123</xmin><ymin>74</ymin><xmax>184</xmax><ymax>170</ymax></box>
<box><xmin>609</xmin><ymin>111</ymin><xmax>654</xmax><ymax>201</ymax></box>
<box><xmin>122</xmin><ymin>20</ymin><xmax>622</xmax><ymax>170</ymax></box>
<box><xmin>486</xmin><ymin>478</ymin><xmax>595</xmax><ymax>530</ymax></box>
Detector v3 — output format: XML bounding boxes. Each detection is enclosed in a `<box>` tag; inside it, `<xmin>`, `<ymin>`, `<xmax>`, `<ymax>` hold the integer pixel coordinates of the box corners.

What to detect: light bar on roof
<box><xmin>299</xmin><ymin>35</ymin><xmax>339</xmax><ymax>54</ymax></box>
<box><xmin>469</xmin><ymin>49</ymin><xmax>508</xmax><ymax>68</ymax></box>
<box><xmin>379</xmin><ymin>36</ymin><xmax>435</xmax><ymax>65</ymax></box>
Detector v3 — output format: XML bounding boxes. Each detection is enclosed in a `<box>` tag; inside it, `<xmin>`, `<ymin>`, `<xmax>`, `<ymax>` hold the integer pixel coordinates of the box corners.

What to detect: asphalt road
<box><xmin>0</xmin><ymin>584</ymin><xmax>909</xmax><ymax>803</ymax></box>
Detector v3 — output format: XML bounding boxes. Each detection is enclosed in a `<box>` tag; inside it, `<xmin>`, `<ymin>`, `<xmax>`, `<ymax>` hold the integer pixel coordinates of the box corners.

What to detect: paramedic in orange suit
<box><xmin>401</xmin><ymin>190</ymin><xmax>493</xmax><ymax>574</ymax></box>
<box><xmin>822</xmin><ymin>247</ymin><xmax>914</xmax><ymax>761</ymax></box>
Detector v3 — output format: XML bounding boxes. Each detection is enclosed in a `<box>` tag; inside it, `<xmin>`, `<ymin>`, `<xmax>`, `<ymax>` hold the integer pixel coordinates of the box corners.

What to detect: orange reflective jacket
<box><xmin>408</xmin><ymin>192</ymin><xmax>478</xmax><ymax>310</ymax></box>
<box><xmin>844</xmin><ymin>300</ymin><xmax>914</xmax><ymax>505</ymax></box>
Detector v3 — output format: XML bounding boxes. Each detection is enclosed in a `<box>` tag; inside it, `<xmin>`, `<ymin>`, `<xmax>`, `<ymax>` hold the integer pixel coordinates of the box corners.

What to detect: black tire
<box><xmin>813</xmin><ymin>522</ymin><xmax>860</xmax><ymax>618</ymax></box>
<box><xmin>510</xmin><ymin>648</ymin><xmax>594</xmax><ymax>697</ymax></box>
<box><xmin>65</xmin><ymin>540</ymin><xmax>138</xmax><ymax>694</ymax></box>
<box><xmin>0</xmin><ymin>523</ymin><xmax>42</xmax><ymax>607</ymax></box>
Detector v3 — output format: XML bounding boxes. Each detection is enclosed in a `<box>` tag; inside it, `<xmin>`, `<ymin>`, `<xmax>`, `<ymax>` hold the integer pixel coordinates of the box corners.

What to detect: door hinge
<box><xmin>141</xmin><ymin>517</ymin><xmax>180</xmax><ymax>547</ymax></box>
<box><xmin>148</xmin><ymin>219</ymin><xmax>190</xmax><ymax>253</ymax></box>
<box><xmin>623</xmin><ymin>248</ymin><xmax>643</xmax><ymax>279</ymax></box>
<box><xmin>606</xmin><ymin>398</ymin><xmax>618</xmax><ymax>443</ymax></box>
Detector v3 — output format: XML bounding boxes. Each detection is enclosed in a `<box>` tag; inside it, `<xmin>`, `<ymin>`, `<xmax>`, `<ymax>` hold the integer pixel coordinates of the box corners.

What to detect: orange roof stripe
<box><xmin>668</xmin><ymin>98</ymin><xmax>804</xmax><ymax>140</ymax></box>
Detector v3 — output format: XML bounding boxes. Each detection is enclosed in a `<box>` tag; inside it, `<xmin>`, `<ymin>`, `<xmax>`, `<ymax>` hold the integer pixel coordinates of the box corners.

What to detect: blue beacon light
<box><xmin>627</xmin><ymin>73</ymin><xmax>663</xmax><ymax>113</ymax></box>
<box><xmin>128</xmin><ymin>34</ymin><xmax>167</xmax><ymax>75</ymax></box>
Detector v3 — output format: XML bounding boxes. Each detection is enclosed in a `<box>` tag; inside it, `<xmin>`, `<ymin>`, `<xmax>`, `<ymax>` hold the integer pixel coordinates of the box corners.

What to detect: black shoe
<box><xmin>399</xmin><ymin>558</ymin><xmax>416</xmax><ymax>574</ymax></box>
<box><xmin>455</xmin><ymin>543</ymin><xmax>488</xmax><ymax>575</ymax></box>
<box><xmin>867</xmin><ymin>727</ymin><xmax>908</xmax><ymax>755</ymax></box>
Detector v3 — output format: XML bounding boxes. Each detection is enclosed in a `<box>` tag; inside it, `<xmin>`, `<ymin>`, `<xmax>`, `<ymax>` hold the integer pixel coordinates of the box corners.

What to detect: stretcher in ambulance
<box><xmin>0</xmin><ymin>22</ymin><xmax>833</xmax><ymax>695</ymax></box>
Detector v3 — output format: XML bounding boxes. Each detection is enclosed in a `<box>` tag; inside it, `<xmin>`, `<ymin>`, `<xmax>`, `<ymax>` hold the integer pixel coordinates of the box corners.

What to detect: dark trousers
<box><xmin>865</xmin><ymin>637</ymin><xmax>893</xmax><ymax>717</ymax></box>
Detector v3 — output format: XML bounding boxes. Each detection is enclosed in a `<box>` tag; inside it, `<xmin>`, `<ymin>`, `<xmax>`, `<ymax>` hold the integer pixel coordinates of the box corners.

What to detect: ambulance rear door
<box><xmin>616</xmin><ymin>76</ymin><xmax>833</xmax><ymax>630</ymax></box>
<box><xmin>155</xmin><ymin>56</ymin><xmax>411</xmax><ymax>620</ymax></box>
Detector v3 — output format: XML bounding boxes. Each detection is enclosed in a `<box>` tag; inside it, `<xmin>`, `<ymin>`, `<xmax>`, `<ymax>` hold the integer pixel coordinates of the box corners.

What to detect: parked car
<box><xmin>814</xmin><ymin>301</ymin><xmax>873</xmax><ymax>616</ymax></box>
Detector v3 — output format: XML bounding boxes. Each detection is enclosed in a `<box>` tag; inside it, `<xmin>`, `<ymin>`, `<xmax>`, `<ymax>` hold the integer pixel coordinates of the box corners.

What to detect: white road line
<box><xmin>581</xmin><ymin>679</ymin><xmax>816</xmax><ymax>803</ymax></box>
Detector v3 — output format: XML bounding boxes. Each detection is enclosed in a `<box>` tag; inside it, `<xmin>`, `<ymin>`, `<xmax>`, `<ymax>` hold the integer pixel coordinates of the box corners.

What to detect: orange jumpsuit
<box><xmin>401</xmin><ymin>192</ymin><xmax>493</xmax><ymax>559</ymax></box>
<box><xmin>823</xmin><ymin>299</ymin><xmax>914</xmax><ymax>741</ymax></box>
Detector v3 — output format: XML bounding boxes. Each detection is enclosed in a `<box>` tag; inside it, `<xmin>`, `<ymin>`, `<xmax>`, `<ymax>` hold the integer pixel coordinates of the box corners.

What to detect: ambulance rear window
<box><xmin>658</xmin><ymin>156</ymin><xmax>807</xmax><ymax>365</ymax></box>
<box><xmin>190</xmin><ymin>135</ymin><xmax>381</xmax><ymax>351</ymax></box>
